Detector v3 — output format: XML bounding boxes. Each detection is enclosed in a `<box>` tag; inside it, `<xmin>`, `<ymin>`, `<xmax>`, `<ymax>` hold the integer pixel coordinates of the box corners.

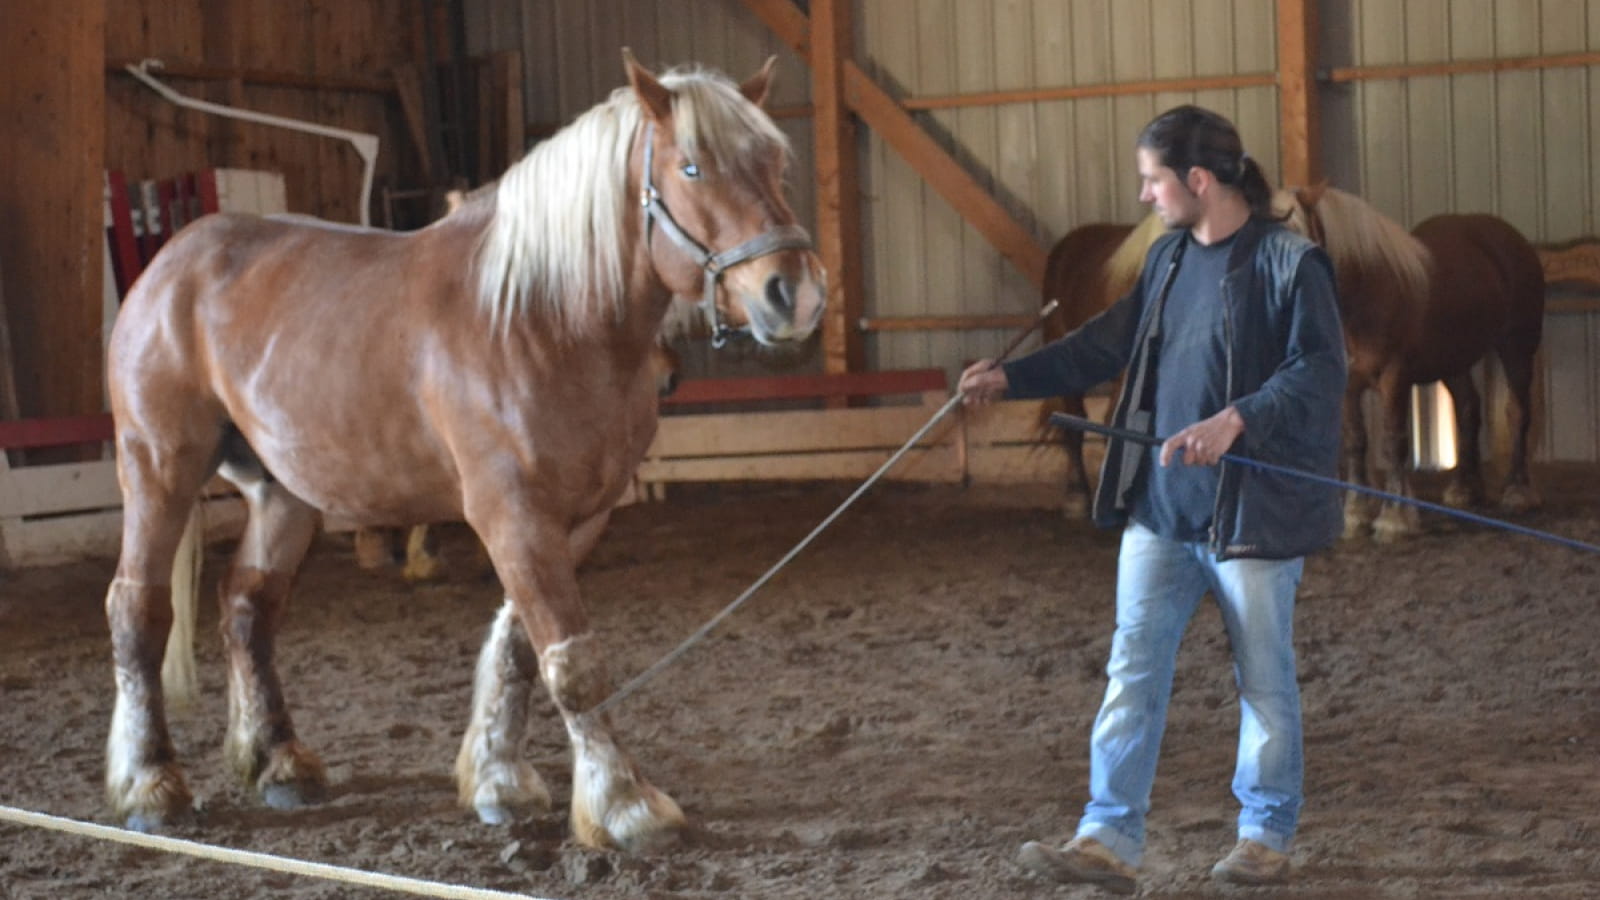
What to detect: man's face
<box><xmin>1137</xmin><ymin>146</ymin><xmax>1199</xmax><ymax>228</ymax></box>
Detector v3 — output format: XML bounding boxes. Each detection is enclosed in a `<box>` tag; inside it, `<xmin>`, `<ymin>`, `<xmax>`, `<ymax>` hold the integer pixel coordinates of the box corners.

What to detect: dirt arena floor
<box><xmin>2</xmin><ymin>463</ymin><xmax>1598</xmax><ymax>899</ymax></box>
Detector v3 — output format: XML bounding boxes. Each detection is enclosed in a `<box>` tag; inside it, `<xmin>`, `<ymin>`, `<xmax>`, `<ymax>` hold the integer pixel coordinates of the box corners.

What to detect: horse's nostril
<box><xmin>764</xmin><ymin>274</ymin><xmax>792</xmax><ymax>313</ymax></box>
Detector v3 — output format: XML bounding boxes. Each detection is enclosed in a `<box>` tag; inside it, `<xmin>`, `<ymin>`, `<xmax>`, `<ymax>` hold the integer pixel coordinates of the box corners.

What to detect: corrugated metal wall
<box><xmin>467</xmin><ymin>0</ymin><xmax>1600</xmax><ymax>458</ymax></box>
<box><xmin>859</xmin><ymin>0</ymin><xmax>1278</xmax><ymax>376</ymax></box>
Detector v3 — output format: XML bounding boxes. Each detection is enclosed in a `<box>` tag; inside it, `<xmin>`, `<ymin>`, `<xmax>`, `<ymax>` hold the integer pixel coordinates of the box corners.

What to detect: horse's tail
<box><xmin>161</xmin><ymin>503</ymin><xmax>204</xmax><ymax>709</ymax></box>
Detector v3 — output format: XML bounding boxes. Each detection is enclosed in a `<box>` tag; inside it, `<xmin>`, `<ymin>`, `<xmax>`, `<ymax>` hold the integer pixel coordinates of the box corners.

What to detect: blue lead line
<box><xmin>1049</xmin><ymin>413</ymin><xmax>1600</xmax><ymax>557</ymax></box>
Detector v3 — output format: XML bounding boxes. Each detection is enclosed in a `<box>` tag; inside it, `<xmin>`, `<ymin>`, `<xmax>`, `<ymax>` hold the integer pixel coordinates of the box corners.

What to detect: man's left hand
<box><xmin>1160</xmin><ymin>406</ymin><xmax>1246</xmax><ymax>466</ymax></box>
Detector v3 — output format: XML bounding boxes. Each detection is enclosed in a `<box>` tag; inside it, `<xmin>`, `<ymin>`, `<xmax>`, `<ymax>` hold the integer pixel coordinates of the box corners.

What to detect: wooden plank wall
<box><xmin>105</xmin><ymin>0</ymin><xmax>422</xmax><ymax>224</ymax></box>
<box><xmin>0</xmin><ymin>2</ymin><xmax>107</xmax><ymax>424</ymax></box>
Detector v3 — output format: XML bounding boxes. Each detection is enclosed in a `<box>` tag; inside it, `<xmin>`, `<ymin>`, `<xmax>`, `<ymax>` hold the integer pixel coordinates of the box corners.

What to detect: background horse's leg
<box><xmin>1372</xmin><ymin>370</ymin><xmax>1421</xmax><ymax>541</ymax></box>
<box><xmin>1441</xmin><ymin>370</ymin><xmax>1486</xmax><ymax>508</ymax></box>
<box><xmin>401</xmin><ymin>524</ymin><xmax>445</xmax><ymax>581</ymax></box>
<box><xmin>1340</xmin><ymin>381</ymin><xmax>1376</xmax><ymax>538</ymax></box>
<box><xmin>353</xmin><ymin>526</ymin><xmax>398</xmax><ymax>569</ymax></box>
<box><xmin>1493</xmin><ymin>341</ymin><xmax>1543</xmax><ymax>512</ymax></box>
<box><xmin>465</xmin><ymin>506</ymin><xmax>683</xmax><ymax>850</ymax></box>
<box><xmin>217</xmin><ymin>468</ymin><xmax>327</xmax><ymax>809</ymax></box>
<box><xmin>105</xmin><ymin>443</ymin><xmax>217</xmax><ymax>830</ymax></box>
<box><xmin>455</xmin><ymin>600</ymin><xmax>551</xmax><ymax>824</ymax></box>
<box><xmin>1055</xmin><ymin>394</ymin><xmax>1093</xmax><ymax>519</ymax></box>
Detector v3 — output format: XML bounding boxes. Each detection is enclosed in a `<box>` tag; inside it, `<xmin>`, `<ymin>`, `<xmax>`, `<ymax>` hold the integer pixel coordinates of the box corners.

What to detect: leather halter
<box><xmin>639</xmin><ymin>122</ymin><xmax>812</xmax><ymax>347</ymax></box>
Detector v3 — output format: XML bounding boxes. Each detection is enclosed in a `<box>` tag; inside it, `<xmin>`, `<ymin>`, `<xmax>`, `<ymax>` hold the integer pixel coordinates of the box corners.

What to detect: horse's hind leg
<box><xmin>216</xmin><ymin>455</ymin><xmax>327</xmax><ymax>809</ymax></box>
<box><xmin>1441</xmin><ymin>370</ymin><xmax>1486</xmax><ymax>508</ymax></box>
<box><xmin>1057</xmin><ymin>394</ymin><xmax>1092</xmax><ymax>519</ymax></box>
<box><xmin>1494</xmin><ymin>342</ymin><xmax>1542</xmax><ymax>512</ymax></box>
<box><xmin>106</xmin><ymin>434</ymin><xmax>221</xmax><ymax>830</ymax></box>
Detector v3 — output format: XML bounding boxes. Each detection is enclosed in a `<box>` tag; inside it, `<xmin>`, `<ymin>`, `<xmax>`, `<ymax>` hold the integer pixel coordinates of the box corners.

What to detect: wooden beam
<box><xmin>1325</xmin><ymin>50</ymin><xmax>1600</xmax><ymax>84</ymax></box>
<box><xmin>901</xmin><ymin>72</ymin><xmax>1276</xmax><ymax>111</ymax></box>
<box><xmin>809</xmin><ymin>0</ymin><xmax>866</xmax><ymax>375</ymax></box>
<box><xmin>844</xmin><ymin>65</ymin><xmax>1047</xmax><ymax>287</ymax></box>
<box><xmin>0</xmin><ymin>2</ymin><xmax>106</xmax><ymax>431</ymax></box>
<box><xmin>740</xmin><ymin>0</ymin><xmax>1047</xmax><ymax>289</ymax></box>
<box><xmin>1276</xmin><ymin>0</ymin><xmax>1321</xmax><ymax>187</ymax></box>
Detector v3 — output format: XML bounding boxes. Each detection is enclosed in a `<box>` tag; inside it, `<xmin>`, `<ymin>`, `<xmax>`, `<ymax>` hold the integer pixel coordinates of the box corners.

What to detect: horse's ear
<box><xmin>1297</xmin><ymin>180</ymin><xmax>1329</xmax><ymax>209</ymax></box>
<box><xmin>739</xmin><ymin>56</ymin><xmax>778</xmax><ymax>108</ymax></box>
<box><xmin>623</xmin><ymin>47</ymin><xmax>673</xmax><ymax>123</ymax></box>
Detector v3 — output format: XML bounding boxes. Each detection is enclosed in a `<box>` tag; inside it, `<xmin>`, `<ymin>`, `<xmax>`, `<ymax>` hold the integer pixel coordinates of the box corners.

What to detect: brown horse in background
<box><xmin>1039</xmin><ymin>186</ymin><xmax>1544</xmax><ymax>540</ymax></box>
<box><xmin>1281</xmin><ymin>187</ymin><xmax>1545</xmax><ymax>538</ymax></box>
<box><xmin>1037</xmin><ymin>216</ymin><xmax>1163</xmax><ymax>515</ymax></box>
<box><xmin>103</xmin><ymin>52</ymin><xmax>824</xmax><ymax>851</ymax></box>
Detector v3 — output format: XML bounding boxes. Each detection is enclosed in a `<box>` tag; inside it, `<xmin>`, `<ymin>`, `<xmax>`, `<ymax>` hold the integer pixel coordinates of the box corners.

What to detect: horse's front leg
<box><xmin>219</xmin><ymin>477</ymin><xmax>326</xmax><ymax>808</ymax></box>
<box><xmin>1340</xmin><ymin>382</ymin><xmax>1375</xmax><ymax>539</ymax></box>
<box><xmin>462</xmin><ymin>508</ymin><xmax>683</xmax><ymax>850</ymax></box>
<box><xmin>1372</xmin><ymin>371</ymin><xmax>1421</xmax><ymax>541</ymax></box>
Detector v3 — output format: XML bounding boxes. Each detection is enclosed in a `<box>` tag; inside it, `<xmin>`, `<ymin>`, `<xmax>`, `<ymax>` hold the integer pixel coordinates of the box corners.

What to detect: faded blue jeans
<box><xmin>1076</xmin><ymin>522</ymin><xmax>1305</xmax><ymax>867</ymax></box>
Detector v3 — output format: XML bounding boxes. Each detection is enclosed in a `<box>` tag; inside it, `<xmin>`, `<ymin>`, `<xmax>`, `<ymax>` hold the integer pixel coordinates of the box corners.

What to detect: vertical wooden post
<box><xmin>0</xmin><ymin>1</ymin><xmax>107</xmax><ymax>427</ymax></box>
<box><xmin>1276</xmin><ymin>0</ymin><xmax>1322</xmax><ymax>187</ymax></box>
<box><xmin>810</xmin><ymin>0</ymin><xmax>866</xmax><ymax>375</ymax></box>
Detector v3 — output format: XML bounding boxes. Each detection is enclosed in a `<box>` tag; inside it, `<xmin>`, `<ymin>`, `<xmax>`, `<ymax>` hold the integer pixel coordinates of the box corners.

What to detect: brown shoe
<box><xmin>1211</xmin><ymin>838</ymin><xmax>1291</xmax><ymax>885</ymax></box>
<box><xmin>1018</xmin><ymin>835</ymin><xmax>1137</xmax><ymax>894</ymax></box>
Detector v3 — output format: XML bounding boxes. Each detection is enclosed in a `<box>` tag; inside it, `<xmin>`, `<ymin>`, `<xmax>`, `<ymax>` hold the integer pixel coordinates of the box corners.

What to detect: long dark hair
<box><xmin>1137</xmin><ymin>105</ymin><xmax>1279</xmax><ymax>219</ymax></box>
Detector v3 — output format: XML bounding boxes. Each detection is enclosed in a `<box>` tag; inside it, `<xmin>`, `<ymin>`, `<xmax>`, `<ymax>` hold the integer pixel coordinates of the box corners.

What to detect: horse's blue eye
<box><xmin>681</xmin><ymin>163</ymin><xmax>701</xmax><ymax>180</ymax></box>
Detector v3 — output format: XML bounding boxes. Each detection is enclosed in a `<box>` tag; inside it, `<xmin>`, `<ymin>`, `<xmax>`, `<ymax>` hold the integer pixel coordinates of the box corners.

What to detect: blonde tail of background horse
<box><xmin>160</xmin><ymin>504</ymin><xmax>204</xmax><ymax>709</ymax></box>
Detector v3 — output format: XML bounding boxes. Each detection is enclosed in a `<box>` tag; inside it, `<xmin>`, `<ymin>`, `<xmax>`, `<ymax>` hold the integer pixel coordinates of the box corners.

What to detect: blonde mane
<box><xmin>1281</xmin><ymin>187</ymin><xmax>1432</xmax><ymax>303</ymax></box>
<box><xmin>1106</xmin><ymin>212</ymin><xmax>1172</xmax><ymax>288</ymax></box>
<box><xmin>474</xmin><ymin>66</ymin><xmax>790</xmax><ymax>338</ymax></box>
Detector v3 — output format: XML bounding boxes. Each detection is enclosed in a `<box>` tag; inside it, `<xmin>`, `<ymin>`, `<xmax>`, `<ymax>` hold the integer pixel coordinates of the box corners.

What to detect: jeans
<box><xmin>1076</xmin><ymin>522</ymin><xmax>1305</xmax><ymax>867</ymax></box>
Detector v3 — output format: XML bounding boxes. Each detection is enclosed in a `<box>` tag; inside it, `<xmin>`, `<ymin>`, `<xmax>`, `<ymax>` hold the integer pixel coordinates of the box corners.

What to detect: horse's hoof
<box><xmin>261</xmin><ymin>782</ymin><xmax>323</xmax><ymax>810</ymax></box>
<box><xmin>573</xmin><ymin>785</ymin><xmax>687</xmax><ymax>853</ymax></box>
<box><xmin>1442</xmin><ymin>483</ymin><xmax>1482</xmax><ymax>508</ymax></box>
<box><xmin>1060</xmin><ymin>493</ymin><xmax>1090</xmax><ymax>520</ymax></box>
<box><xmin>402</xmin><ymin>554</ymin><xmax>446</xmax><ymax>582</ymax></box>
<box><xmin>475</xmin><ymin>803</ymin><xmax>518</xmax><ymax>826</ymax></box>
<box><xmin>1499</xmin><ymin>484</ymin><xmax>1542</xmax><ymax>513</ymax></box>
<box><xmin>1341</xmin><ymin>519</ymin><xmax>1369</xmax><ymax>541</ymax></box>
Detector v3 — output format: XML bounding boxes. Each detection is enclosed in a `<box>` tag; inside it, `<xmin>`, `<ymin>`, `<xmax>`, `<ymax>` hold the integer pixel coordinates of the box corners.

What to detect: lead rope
<box><xmin>590</xmin><ymin>301</ymin><xmax>1061</xmax><ymax>717</ymax></box>
<box><xmin>1050</xmin><ymin>413</ymin><xmax>1600</xmax><ymax>556</ymax></box>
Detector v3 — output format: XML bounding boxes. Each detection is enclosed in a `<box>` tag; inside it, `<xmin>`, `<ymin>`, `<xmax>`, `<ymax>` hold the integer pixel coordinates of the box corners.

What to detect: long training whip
<box><xmin>1050</xmin><ymin>413</ymin><xmax>1600</xmax><ymax>556</ymax></box>
<box><xmin>590</xmin><ymin>300</ymin><xmax>1061</xmax><ymax>716</ymax></box>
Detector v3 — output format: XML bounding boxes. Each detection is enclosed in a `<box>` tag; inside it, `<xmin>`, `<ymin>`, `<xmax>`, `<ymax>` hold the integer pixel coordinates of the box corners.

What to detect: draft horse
<box><xmin>1039</xmin><ymin>187</ymin><xmax>1544</xmax><ymax>540</ymax></box>
<box><xmin>103</xmin><ymin>52</ymin><xmax>825</xmax><ymax>852</ymax></box>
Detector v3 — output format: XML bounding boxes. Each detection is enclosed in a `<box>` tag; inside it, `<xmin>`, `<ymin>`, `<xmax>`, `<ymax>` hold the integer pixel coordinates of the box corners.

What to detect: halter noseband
<box><xmin>639</xmin><ymin>122</ymin><xmax>813</xmax><ymax>347</ymax></box>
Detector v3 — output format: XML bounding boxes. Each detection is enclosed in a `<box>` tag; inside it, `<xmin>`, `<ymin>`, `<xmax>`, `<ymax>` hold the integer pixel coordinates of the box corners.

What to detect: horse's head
<box><xmin>625</xmin><ymin>51</ymin><xmax>826</xmax><ymax>347</ymax></box>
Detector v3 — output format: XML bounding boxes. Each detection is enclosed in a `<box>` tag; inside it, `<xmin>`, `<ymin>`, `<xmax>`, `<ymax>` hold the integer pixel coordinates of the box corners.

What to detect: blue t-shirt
<box><xmin>1130</xmin><ymin>231</ymin><xmax>1236</xmax><ymax>542</ymax></box>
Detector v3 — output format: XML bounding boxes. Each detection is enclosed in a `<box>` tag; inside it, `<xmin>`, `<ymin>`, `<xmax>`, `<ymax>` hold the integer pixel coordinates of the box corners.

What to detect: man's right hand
<box><xmin>958</xmin><ymin>359</ymin><xmax>1009</xmax><ymax>405</ymax></box>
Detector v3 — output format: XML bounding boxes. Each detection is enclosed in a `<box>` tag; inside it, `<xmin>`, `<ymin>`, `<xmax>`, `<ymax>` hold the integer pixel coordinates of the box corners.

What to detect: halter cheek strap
<box><xmin>639</xmin><ymin>122</ymin><xmax>813</xmax><ymax>347</ymax></box>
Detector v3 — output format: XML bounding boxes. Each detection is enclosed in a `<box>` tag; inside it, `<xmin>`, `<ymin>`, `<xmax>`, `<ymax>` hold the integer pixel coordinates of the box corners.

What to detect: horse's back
<box><xmin>1042</xmin><ymin>223</ymin><xmax>1136</xmax><ymax>342</ymax></box>
<box><xmin>1411</xmin><ymin>214</ymin><xmax>1545</xmax><ymax>374</ymax></box>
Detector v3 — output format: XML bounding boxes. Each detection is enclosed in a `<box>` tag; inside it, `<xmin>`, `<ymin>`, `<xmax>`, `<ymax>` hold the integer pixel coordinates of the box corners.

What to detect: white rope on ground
<box><xmin>0</xmin><ymin>804</ymin><xmax>558</xmax><ymax>900</ymax></box>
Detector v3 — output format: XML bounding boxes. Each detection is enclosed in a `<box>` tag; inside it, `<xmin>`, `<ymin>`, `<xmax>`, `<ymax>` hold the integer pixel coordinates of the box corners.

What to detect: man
<box><xmin>960</xmin><ymin>105</ymin><xmax>1346</xmax><ymax>893</ymax></box>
